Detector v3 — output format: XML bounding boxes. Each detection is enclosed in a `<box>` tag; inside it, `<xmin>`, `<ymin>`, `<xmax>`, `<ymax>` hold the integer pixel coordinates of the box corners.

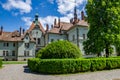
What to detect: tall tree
<box><xmin>83</xmin><ymin>0</ymin><xmax>120</xmax><ymax>57</ymax></box>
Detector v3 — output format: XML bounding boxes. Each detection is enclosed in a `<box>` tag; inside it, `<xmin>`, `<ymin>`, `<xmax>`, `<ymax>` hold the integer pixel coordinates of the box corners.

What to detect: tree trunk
<box><xmin>105</xmin><ymin>44</ymin><xmax>109</xmax><ymax>58</ymax></box>
<box><xmin>97</xmin><ymin>53</ymin><xmax>101</xmax><ymax>57</ymax></box>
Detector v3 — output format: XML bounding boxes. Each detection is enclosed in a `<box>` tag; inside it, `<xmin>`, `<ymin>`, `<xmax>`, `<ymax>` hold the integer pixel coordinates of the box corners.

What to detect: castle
<box><xmin>0</xmin><ymin>8</ymin><xmax>89</xmax><ymax>61</ymax></box>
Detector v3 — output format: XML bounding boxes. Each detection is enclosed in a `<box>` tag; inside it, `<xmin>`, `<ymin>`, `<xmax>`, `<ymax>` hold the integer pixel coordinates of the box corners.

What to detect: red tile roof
<box><xmin>67</xmin><ymin>20</ymin><xmax>89</xmax><ymax>31</ymax></box>
<box><xmin>48</xmin><ymin>22</ymin><xmax>73</xmax><ymax>34</ymax></box>
<box><xmin>48</xmin><ymin>20</ymin><xmax>88</xmax><ymax>34</ymax></box>
<box><xmin>0</xmin><ymin>31</ymin><xmax>35</xmax><ymax>42</ymax></box>
<box><xmin>28</xmin><ymin>22</ymin><xmax>45</xmax><ymax>34</ymax></box>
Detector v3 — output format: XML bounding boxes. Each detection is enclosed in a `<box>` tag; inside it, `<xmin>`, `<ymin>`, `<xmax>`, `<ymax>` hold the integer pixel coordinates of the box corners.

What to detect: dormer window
<box><xmin>26</xmin><ymin>36</ymin><xmax>28</xmax><ymax>39</ymax></box>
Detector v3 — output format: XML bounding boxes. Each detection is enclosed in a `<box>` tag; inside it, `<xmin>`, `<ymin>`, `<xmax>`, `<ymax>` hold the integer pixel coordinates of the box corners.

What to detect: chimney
<box><xmin>23</xmin><ymin>29</ymin><xmax>25</xmax><ymax>34</ymax></box>
<box><xmin>19</xmin><ymin>27</ymin><xmax>22</xmax><ymax>36</ymax></box>
<box><xmin>58</xmin><ymin>18</ymin><xmax>60</xmax><ymax>28</ymax></box>
<box><xmin>54</xmin><ymin>18</ymin><xmax>57</xmax><ymax>25</ymax></box>
<box><xmin>0</xmin><ymin>26</ymin><xmax>3</xmax><ymax>35</ymax></box>
<box><xmin>51</xmin><ymin>24</ymin><xmax>53</xmax><ymax>29</ymax></box>
<box><xmin>46</xmin><ymin>24</ymin><xmax>49</xmax><ymax>32</ymax></box>
<box><xmin>70</xmin><ymin>18</ymin><xmax>73</xmax><ymax>23</ymax></box>
<box><xmin>81</xmin><ymin>11</ymin><xmax>84</xmax><ymax>20</ymax></box>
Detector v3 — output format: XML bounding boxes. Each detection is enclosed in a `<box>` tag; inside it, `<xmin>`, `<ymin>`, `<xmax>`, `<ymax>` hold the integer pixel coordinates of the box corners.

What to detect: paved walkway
<box><xmin>0</xmin><ymin>64</ymin><xmax>120</xmax><ymax>80</ymax></box>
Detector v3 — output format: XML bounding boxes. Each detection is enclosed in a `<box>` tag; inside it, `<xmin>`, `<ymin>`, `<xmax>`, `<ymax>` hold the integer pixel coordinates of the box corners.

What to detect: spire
<box><xmin>74</xmin><ymin>0</ymin><xmax>77</xmax><ymax>20</ymax></box>
<box><xmin>73</xmin><ymin>0</ymin><xmax>78</xmax><ymax>24</ymax></box>
<box><xmin>34</xmin><ymin>13</ymin><xmax>39</xmax><ymax>25</ymax></box>
<box><xmin>74</xmin><ymin>6</ymin><xmax>77</xmax><ymax>20</ymax></box>
<box><xmin>35</xmin><ymin>13</ymin><xmax>39</xmax><ymax>21</ymax></box>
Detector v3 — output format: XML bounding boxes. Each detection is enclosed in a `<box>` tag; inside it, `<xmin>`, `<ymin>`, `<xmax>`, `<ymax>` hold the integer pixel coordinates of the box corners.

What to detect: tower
<box><xmin>73</xmin><ymin>0</ymin><xmax>78</xmax><ymax>24</ymax></box>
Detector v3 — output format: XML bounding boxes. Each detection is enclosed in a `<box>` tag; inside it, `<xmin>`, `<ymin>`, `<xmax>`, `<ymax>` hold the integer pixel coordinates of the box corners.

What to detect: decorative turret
<box><xmin>74</xmin><ymin>6</ymin><xmax>77</xmax><ymax>21</ymax></box>
<box><xmin>73</xmin><ymin>2</ymin><xmax>79</xmax><ymax>24</ymax></box>
<box><xmin>34</xmin><ymin>13</ymin><xmax>39</xmax><ymax>25</ymax></box>
<box><xmin>35</xmin><ymin>13</ymin><xmax>39</xmax><ymax>21</ymax></box>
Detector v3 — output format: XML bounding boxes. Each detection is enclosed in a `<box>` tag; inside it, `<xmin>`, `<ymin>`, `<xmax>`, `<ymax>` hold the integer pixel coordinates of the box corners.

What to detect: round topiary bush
<box><xmin>36</xmin><ymin>40</ymin><xmax>82</xmax><ymax>59</ymax></box>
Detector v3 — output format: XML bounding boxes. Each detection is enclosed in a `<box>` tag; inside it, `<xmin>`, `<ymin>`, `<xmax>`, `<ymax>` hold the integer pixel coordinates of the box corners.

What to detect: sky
<box><xmin>0</xmin><ymin>0</ymin><xmax>87</xmax><ymax>32</ymax></box>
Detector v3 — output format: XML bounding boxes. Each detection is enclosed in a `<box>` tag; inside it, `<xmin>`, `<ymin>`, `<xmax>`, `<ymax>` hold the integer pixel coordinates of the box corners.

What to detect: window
<box><xmin>83</xmin><ymin>34</ymin><xmax>85</xmax><ymax>39</ymax></box>
<box><xmin>24</xmin><ymin>51</ymin><xmax>29</xmax><ymax>57</ymax></box>
<box><xmin>12</xmin><ymin>51</ymin><xmax>15</xmax><ymax>56</ymax></box>
<box><xmin>73</xmin><ymin>35</ymin><xmax>75</xmax><ymax>41</ymax></box>
<box><xmin>3</xmin><ymin>42</ymin><xmax>9</xmax><ymax>47</ymax></box>
<box><xmin>13</xmin><ymin>43</ymin><xmax>16</xmax><ymax>47</ymax></box>
<box><xmin>36</xmin><ymin>32</ymin><xmax>38</xmax><ymax>34</ymax></box>
<box><xmin>34</xmin><ymin>38</ymin><xmax>36</xmax><ymax>41</ymax></box>
<box><xmin>25</xmin><ymin>43</ymin><xmax>29</xmax><ymax>48</ymax></box>
<box><xmin>6</xmin><ymin>51</ymin><xmax>9</xmax><ymax>56</ymax></box>
<box><xmin>38</xmin><ymin>38</ymin><xmax>40</xmax><ymax>44</ymax></box>
<box><xmin>26</xmin><ymin>36</ymin><xmax>28</xmax><ymax>39</ymax></box>
<box><xmin>3</xmin><ymin>51</ymin><xmax>9</xmax><ymax>56</ymax></box>
<box><xmin>3</xmin><ymin>51</ymin><xmax>5</xmax><ymax>56</ymax></box>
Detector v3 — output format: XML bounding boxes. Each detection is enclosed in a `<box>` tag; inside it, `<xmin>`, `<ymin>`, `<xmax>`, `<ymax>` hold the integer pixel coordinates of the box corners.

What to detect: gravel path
<box><xmin>0</xmin><ymin>64</ymin><xmax>120</xmax><ymax>80</ymax></box>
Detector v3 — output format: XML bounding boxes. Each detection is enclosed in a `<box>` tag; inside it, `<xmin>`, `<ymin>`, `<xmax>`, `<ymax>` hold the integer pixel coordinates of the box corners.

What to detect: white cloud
<box><xmin>56</xmin><ymin>0</ymin><xmax>86</xmax><ymax>15</ymax></box>
<box><xmin>21</xmin><ymin>0</ymin><xmax>87</xmax><ymax>30</ymax></box>
<box><xmin>21</xmin><ymin>17</ymin><xmax>32</xmax><ymax>29</ymax></box>
<box><xmin>1</xmin><ymin>0</ymin><xmax>32</xmax><ymax>14</ymax></box>
<box><xmin>48</xmin><ymin>0</ymin><xmax>54</xmax><ymax>4</ymax></box>
<box><xmin>39</xmin><ymin>16</ymin><xmax>58</xmax><ymax>29</ymax></box>
<box><xmin>21</xmin><ymin>16</ymin><xmax>58</xmax><ymax>29</ymax></box>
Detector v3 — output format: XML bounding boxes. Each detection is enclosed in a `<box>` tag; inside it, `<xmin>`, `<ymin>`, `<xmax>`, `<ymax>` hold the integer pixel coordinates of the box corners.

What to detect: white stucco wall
<box><xmin>0</xmin><ymin>41</ymin><xmax>17</xmax><ymax>58</ymax></box>
<box><xmin>48</xmin><ymin>33</ymin><xmax>67</xmax><ymax>43</ymax></box>
<box><xmin>67</xmin><ymin>26</ymin><xmax>88</xmax><ymax>55</ymax></box>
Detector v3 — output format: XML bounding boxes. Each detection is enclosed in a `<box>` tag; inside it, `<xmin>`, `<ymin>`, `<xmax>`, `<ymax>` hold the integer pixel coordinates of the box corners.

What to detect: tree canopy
<box><xmin>83</xmin><ymin>0</ymin><xmax>120</xmax><ymax>57</ymax></box>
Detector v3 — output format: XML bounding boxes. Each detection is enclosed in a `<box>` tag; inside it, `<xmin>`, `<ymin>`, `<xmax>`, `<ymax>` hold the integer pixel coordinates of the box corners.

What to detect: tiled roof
<box><xmin>0</xmin><ymin>31</ymin><xmax>21</xmax><ymax>41</ymax></box>
<box><xmin>0</xmin><ymin>31</ymin><xmax>35</xmax><ymax>42</ymax></box>
<box><xmin>48</xmin><ymin>20</ymin><xmax>88</xmax><ymax>34</ymax></box>
<box><xmin>76</xmin><ymin>20</ymin><xmax>89</xmax><ymax>27</ymax></box>
<box><xmin>28</xmin><ymin>21</ymin><xmax>45</xmax><ymax>34</ymax></box>
<box><xmin>21</xmin><ymin>32</ymin><xmax>35</xmax><ymax>42</ymax></box>
<box><xmin>48</xmin><ymin>22</ymin><xmax>73</xmax><ymax>34</ymax></box>
<box><xmin>68</xmin><ymin>20</ymin><xmax>89</xmax><ymax>31</ymax></box>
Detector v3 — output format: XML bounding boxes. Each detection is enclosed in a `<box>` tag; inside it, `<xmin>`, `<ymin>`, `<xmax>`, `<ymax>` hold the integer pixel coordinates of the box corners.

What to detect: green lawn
<box><xmin>3</xmin><ymin>61</ymin><xmax>27</xmax><ymax>64</ymax></box>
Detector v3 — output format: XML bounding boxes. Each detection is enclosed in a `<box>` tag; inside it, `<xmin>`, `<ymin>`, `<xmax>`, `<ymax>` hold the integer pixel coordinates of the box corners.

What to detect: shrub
<box><xmin>106</xmin><ymin>58</ymin><xmax>120</xmax><ymax>69</ymax></box>
<box><xmin>28</xmin><ymin>59</ymin><xmax>91</xmax><ymax>74</ymax></box>
<box><xmin>36</xmin><ymin>40</ymin><xmax>82</xmax><ymax>59</ymax></box>
<box><xmin>28</xmin><ymin>57</ymin><xmax>120</xmax><ymax>74</ymax></box>
<box><xmin>0</xmin><ymin>59</ymin><xmax>2</xmax><ymax>67</ymax></box>
<box><xmin>28</xmin><ymin>58</ymin><xmax>40</xmax><ymax>72</ymax></box>
<box><xmin>90</xmin><ymin>58</ymin><xmax>106</xmax><ymax>71</ymax></box>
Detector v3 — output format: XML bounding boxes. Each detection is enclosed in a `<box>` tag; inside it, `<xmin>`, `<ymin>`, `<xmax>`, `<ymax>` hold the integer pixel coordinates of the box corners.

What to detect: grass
<box><xmin>3</xmin><ymin>61</ymin><xmax>27</xmax><ymax>64</ymax></box>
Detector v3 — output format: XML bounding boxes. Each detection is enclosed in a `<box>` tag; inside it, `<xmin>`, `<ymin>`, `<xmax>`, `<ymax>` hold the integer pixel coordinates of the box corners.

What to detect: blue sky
<box><xmin>0</xmin><ymin>0</ymin><xmax>87</xmax><ymax>32</ymax></box>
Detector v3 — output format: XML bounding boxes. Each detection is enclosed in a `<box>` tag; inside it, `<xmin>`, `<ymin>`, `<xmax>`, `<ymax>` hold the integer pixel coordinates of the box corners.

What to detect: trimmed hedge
<box><xmin>36</xmin><ymin>40</ymin><xmax>82</xmax><ymax>59</ymax></box>
<box><xmin>28</xmin><ymin>58</ymin><xmax>40</xmax><ymax>72</ymax></box>
<box><xmin>0</xmin><ymin>59</ymin><xmax>2</xmax><ymax>67</ymax></box>
<box><xmin>106</xmin><ymin>58</ymin><xmax>120</xmax><ymax>69</ymax></box>
<box><xmin>28</xmin><ymin>57</ymin><xmax>120</xmax><ymax>74</ymax></box>
<box><xmin>90</xmin><ymin>58</ymin><xmax>106</xmax><ymax>71</ymax></box>
<box><xmin>28</xmin><ymin>59</ymin><xmax>91</xmax><ymax>74</ymax></box>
